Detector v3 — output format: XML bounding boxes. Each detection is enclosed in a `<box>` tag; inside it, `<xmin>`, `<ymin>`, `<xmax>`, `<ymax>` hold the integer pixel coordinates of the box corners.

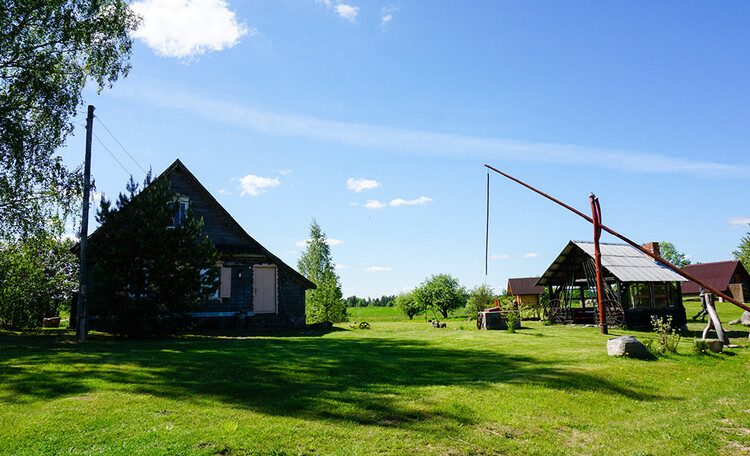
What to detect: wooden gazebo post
<box><xmin>589</xmin><ymin>194</ymin><xmax>607</xmax><ymax>335</ymax></box>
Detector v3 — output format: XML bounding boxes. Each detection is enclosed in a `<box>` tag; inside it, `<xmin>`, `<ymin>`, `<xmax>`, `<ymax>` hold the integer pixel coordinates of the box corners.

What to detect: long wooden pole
<box><xmin>484</xmin><ymin>164</ymin><xmax>750</xmax><ymax>313</ymax></box>
<box><xmin>590</xmin><ymin>194</ymin><xmax>607</xmax><ymax>334</ymax></box>
<box><xmin>77</xmin><ymin>105</ymin><xmax>94</xmax><ymax>341</ymax></box>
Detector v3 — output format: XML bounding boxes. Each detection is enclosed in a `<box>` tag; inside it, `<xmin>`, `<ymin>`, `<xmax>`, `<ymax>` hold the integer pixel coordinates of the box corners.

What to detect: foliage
<box><xmin>413</xmin><ymin>273</ymin><xmax>467</xmax><ymax>319</ymax></box>
<box><xmin>90</xmin><ymin>173</ymin><xmax>219</xmax><ymax>337</ymax></box>
<box><xmin>345</xmin><ymin>295</ymin><xmax>397</xmax><ymax>307</ymax></box>
<box><xmin>504</xmin><ymin>309</ymin><xmax>520</xmax><ymax>333</ymax></box>
<box><xmin>297</xmin><ymin>220</ymin><xmax>345</xmax><ymax>323</ymax></box>
<box><xmin>650</xmin><ymin>316</ymin><xmax>681</xmax><ymax>354</ymax></box>
<box><xmin>0</xmin><ymin>231</ymin><xmax>77</xmax><ymax>329</ymax></box>
<box><xmin>732</xmin><ymin>226</ymin><xmax>750</xmax><ymax>273</ymax></box>
<box><xmin>658</xmin><ymin>241</ymin><xmax>691</xmax><ymax>268</ymax></box>
<box><xmin>466</xmin><ymin>283</ymin><xmax>495</xmax><ymax>314</ymax></box>
<box><xmin>0</xmin><ymin>0</ymin><xmax>139</xmax><ymax>240</ymax></box>
<box><xmin>395</xmin><ymin>292</ymin><xmax>423</xmax><ymax>320</ymax></box>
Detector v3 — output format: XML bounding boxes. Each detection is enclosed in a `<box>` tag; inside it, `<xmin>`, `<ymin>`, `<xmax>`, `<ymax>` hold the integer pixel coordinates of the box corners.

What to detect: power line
<box><xmin>92</xmin><ymin>131</ymin><xmax>132</xmax><ymax>178</ymax></box>
<box><xmin>94</xmin><ymin>115</ymin><xmax>148</xmax><ymax>175</ymax></box>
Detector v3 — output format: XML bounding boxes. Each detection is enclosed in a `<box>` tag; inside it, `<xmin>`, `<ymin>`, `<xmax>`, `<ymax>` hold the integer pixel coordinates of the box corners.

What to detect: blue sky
<box><xmin>60</xmin><ymin>1</ymin><xmax>750</xmax><ymax>298</ymax></box>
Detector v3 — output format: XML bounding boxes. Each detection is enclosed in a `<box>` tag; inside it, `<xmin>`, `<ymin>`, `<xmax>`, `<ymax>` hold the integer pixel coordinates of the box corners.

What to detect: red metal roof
<box><xmin>507</xmin><ymin>277</ymin><xmax>544</xmax><ymax>296</ymax></box>
<box><xmin>681</xmin><ymin>261</ymin><xmax>742</xmax><ymax>294</ymax></box>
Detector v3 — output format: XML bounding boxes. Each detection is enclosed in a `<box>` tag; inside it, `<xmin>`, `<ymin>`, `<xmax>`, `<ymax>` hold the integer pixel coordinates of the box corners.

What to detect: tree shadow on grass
<box><xmin>0</xmin><ymin>331</ymin><xmax>681</xmax><ymax>430</ymax></box>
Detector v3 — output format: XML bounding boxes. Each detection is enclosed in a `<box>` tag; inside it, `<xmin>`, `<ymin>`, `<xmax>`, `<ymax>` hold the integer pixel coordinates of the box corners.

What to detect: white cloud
<box><xmin>336</xmin><ymin>4</ymin><xmax>359</xmax><ymax>22</ymax></box>
<box><xmin>347</xmin><ymin>178</ymin><xmax>380</xmax><ymax>192</ymax></box>
<box><xmin>130</xmin><ymin>0</ymin><xmax>251</xmax><ymax>59</ymax></box>
<box><xmin>491</xmin><ymin>254</ymin><xmax>511</xmax><ymax>260</ymax></box>
<box><xmin>217</xmin><ymin>188</ymin><xmax>232</xmax><ymax>195</ymax></box>
<box><xmin>389</xmin><ymin>196</ymin><xmax>432</xmax><ymax>207</ymax></box>
<box><xmin>380</xmin><ymin>5</ymin><xmax>398</xmax><ymax>27</ymax></box>
<box><xmin>117</xmin><ymin>79</ymin><xmax>750</xmax><ymax>179</ymax></box>
<box><xmin>728</xmin><ymin>217</ymin><xmax>750</xmax><ymax>229</ymax></box>
<box><xmin>335</xmin><ymin>264</ymin><xmax>349</xmax><ymax>270</ymax></box>
<box><xmin>295</xmin><ymin>238</ymin><xmax>344</xmax><ymax>247</ymax></box>
<box><xmin>275</xmin><ymin>169</ymin><xmax>293</xmax><ymax>176</ymax></box>
<box><xmin>366</xmin><ymin>266</ymin><xmax>391</xmax><ymax>272</ymax></box>
<box><xmin>364</xmin><ymin>199</ymin><xmax>387</xmax><ymax>209</ymax></box>
<box><xmin>523</xmin><ymin>252</ymin><xmax>542</xmax><ymax>258</ymax></box>
<box><xmin>234</xmin><ymin>174</ymin><xmax>280</xmax><ymax>196</ymax></box>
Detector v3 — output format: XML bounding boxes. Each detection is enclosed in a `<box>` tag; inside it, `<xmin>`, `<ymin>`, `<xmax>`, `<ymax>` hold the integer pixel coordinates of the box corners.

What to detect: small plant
<box><xmin>650</xmin><ymin>316</ymin><xmax>681</xmax><ymax>354</ymax></box>
<box><xmin>504</xmin><ymin>310</ymin><xmax>520</xmax><ymax>333</ymax></box>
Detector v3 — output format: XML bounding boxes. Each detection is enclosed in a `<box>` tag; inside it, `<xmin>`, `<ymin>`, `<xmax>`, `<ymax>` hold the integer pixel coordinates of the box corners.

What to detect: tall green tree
<box><xmin>0</xmin><ymin>229</ymin><xmax>77</xmax><ymax>330</ymax></box>
<box><xmin>0</xmin><ymin>0</ymin><xmax>139</xmax><ymax>240</ymax></box>
<box><xmin>395</xmin><ymin>291</ymin><xmax>423</xmax><ymax>320</ymax></box>
<box><xmin>467</xmin><ymin>283</ymin><xmax>495</xmax><ymax>314</ymax></box>
<box><xmin>659</xmin><ymin>241</ymin><xmax>691</xmax><ymax>268</ymax></box>
<box><xmin>90</xmin><ymin>173</ymin><xmax>219</xmax><ymax>337</ymax></box>
<box><xmin>414</xmin><ymin>273</ymin><xmax>467</xmax><ymax>319</ymax></box>
<box><xmin>297</xmin><ymin>220</ymin><xmax>345</xmax><ymax>323</ymax></box>
<box><xmin>733</xmin><ymin>226</ymin><xmax>750</xmax><ymax>272</ymax></box>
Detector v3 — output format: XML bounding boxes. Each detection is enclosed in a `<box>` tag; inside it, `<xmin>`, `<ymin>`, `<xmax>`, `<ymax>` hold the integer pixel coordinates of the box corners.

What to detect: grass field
<box><xmin>1</xmin><ymin>301</ymin><xmax>749</xmax><ymax>456</ymax></box>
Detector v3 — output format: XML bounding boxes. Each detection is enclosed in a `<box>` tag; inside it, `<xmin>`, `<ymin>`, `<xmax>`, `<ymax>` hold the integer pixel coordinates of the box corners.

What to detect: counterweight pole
<box><xmin>590</xmin><ymin>194</ymin><xmax>607</xmax><ymax>335</ymax></box>
<box><xmin>484</xmin><ymin>164</ymin><xmax>750</xmax><ymax>313</ymax></box>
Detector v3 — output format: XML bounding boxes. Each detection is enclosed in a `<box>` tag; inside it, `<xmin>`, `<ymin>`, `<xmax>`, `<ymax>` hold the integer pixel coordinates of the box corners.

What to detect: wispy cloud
<box><xmin>295</xmin><ymin>238</ymin><xmax>344</xmax><ymax>247</ymax></box>
<box><xmin>366</xmin><ymin>266</ymin><xmax>391</xmax><ymax>272</ymax></box>
<box><xmin>234</xmin><ymin>174</ymin><xmax>280</xmax><ymax>196</ymax></box>
<box><xmin>728</xmin><ymin>217</ymin><xmax>750</xmax><ymax>229</ymax></box>
<box><xmin>361</xmin><ymin>197</ymin><xmax>432</xmax><ymax>210</ymax></box>
<box><xmin>347</xmin><ymin>177</ymin><xmax>380</xmax><ymax>192</ymax></box>
<box><xmin>217</xmin><ymin>188</ymin><xmax>232</xmax><ymax>195</ymax></box>
<box><xmin>315</xmin><ymin>0</ymin><xmax>359</xmax><ymax>22</ymax></box>
<box><xmin>380</xmin><ymin>5</ymin><xmax>398</xmax><ymax>27</ymax></box>
<box><xmin>130</xmin><ymin>0</ymin><xmax>251</xmax><ymax>59</ymax></box>
<box><xmin>364</xmin><ymin>199</ymin><xmax>387</xmax><ymax>209</ymax></box>
<box><xmin>491</xmin><ymin>254</ymin><xmax>511</xmax><ymax>260</ymax></box>
<box><xmin>335</xmin><ymin>264</ymin><xmax>349</xmax><ymax>270</ymax></box>
<box><xmin>115</xmin><ymin>79</ymin><xmax>750</xmax><ymax>179</ymax></box>
<box><xmin>523</xmin><ymin>252</ymin><xmax>542</xmax><ymax>258</ymax></box>
<box><xmin>275</xmin><ymin>169</ymin><xmax>293</xmax><ymax>176</ymax></box>
<box><xmin>390</xmin><ymin>196</ymin><xmax>432</xmax><ymax>207</ymax></box>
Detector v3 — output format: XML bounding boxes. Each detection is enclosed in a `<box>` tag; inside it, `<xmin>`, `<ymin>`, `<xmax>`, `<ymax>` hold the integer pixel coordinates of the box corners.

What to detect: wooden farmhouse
<box><xmin>507</xmin><ymin>277</ymin><xmax>544</xmax><ymax>311</ymax></box>
<box><xmin>76</xmin><ymin>159</ymin><xmax>315</xmax><ymax>330</ymax></box>
<box><xmin>537</xmin><ymin>241</ymin><xmax>687</xmax><ymax>329</ymax></box>
<box><xmin>681</xmin><ymin>261</ymin><xmax>750</xmax><ymax>303</ymax></box>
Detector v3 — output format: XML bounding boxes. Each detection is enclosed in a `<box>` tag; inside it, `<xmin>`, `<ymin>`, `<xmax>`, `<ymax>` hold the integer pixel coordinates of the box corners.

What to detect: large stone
<box><xmin>694</xmin><ymin>338</ymin><xmax>723</xmax><ymax>353</ymax></box>
<box><xmin>607</xmin><ymin>335</ymin><xmax>650</xmax><ymax>359</ymax></box>
<box><xmin>741</xmin><ymin>311</ymin><xmax>750</xmax><ymax>326</ymax></box>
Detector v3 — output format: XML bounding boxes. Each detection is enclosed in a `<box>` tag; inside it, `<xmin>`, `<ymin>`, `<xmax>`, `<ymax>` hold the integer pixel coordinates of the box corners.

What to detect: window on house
<box><xmin>171</xmin><ymin>196</ymin><xmax>190</xmax><ymax>227</ymax></box>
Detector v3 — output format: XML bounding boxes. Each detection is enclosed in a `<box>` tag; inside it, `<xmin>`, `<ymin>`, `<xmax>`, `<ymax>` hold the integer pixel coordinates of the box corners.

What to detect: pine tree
<box><xmin>733</xmin><ymin>227</ymin><xmax>750</xmax><ymax>273</ymax></box>
<box><xmin>297</xmin><ymin>220</ymin><xmax>345</xmax><ymax>323</ymax></box>
<box><xmin>90</xmin><ymin>173</ymin><xmax>219</xmax><ymax>337</ymax></box>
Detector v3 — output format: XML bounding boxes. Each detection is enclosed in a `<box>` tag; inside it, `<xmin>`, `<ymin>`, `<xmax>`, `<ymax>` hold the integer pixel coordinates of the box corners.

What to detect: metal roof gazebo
<box><xmin>537</xmin><ymin>241</ymin><xmax>688</xmax><ymax>329</ymax></box>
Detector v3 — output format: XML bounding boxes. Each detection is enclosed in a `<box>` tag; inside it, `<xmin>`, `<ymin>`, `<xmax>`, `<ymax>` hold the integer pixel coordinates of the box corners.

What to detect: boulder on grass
<box><xmin>607</xmin><ymin>335</ymin><xmax>650</xmax><ymax>359</ymax></box>
<box><xmin>741</xmin><ymin>311</ymin><xmax>750</xmax><ymax>326</ymax></box>
<box><xmin>694</xmin><ymin>338</ymin><xmax>723</xmax><ymax>353</ymax></box>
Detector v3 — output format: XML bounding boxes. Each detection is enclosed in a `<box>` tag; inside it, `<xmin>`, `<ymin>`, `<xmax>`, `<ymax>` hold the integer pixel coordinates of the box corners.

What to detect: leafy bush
<box><xmin>650</xmin><ymin>316</ymin><xmax>681</xmax><ymax>354</ymax></box>
<box><xmin>395</xmin><ymin>292</ymin><xmax>423</xmax><ymax>319</ymax></box>
<box><xmin>0</xmin><ymin>234</ymin><xmax>77</xmax><ymax>329</ymax></box>
<box><xmin>467</xmin><ymin>284</ymin><xmax>495</xmax><ymax>314</ymax></box>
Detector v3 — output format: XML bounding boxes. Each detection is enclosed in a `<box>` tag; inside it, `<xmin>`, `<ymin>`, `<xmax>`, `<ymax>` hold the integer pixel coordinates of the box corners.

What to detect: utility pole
<box><xmin>77</xmin><ymin>105</ymin><xmax>94</xmax><ymax>341</ymax></box>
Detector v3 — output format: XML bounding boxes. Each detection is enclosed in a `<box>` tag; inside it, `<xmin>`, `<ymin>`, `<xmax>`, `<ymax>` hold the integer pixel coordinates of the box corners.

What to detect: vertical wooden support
<box><xmin>77</xmin><ymin>105</ymin><xmax>94</xmax><ymax>342</ymax></box>
<box><xmin>590</xmin><ymin>194</ymin><xmax>607</xmax><ymax>335</ymax></box>
<box><xmin>702</xmin><ymin>293</ymin><xmax>729</xmax><ymax>345</ymax></box>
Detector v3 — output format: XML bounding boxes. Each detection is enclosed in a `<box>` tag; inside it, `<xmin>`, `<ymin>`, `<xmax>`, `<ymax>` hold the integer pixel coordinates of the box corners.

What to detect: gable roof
<box><xmin>537</xmin><ymin>240</ymin><xmax>686</xmax><ymax>286</ymax></box>
<box><xmin>507</xmin><ymin>277</ymin><xmax>544</xmax><ymax>296</ymax></box>
<box><xmin>79</xmin><ymin>159</ymin><xmax>315</xmax><ymax>290</ymax></box>
<box><xmin>681</xmin><ymin>261</ymin><xmax>747</xmax><ymax>294</ymax></box>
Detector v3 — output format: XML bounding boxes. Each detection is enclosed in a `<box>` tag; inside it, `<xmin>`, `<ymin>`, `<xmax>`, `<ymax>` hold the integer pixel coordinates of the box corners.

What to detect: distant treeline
<box><xmin>344</xmin><ymin>295</ymin><xmax>397</xmax><ymax>307</ymax></box>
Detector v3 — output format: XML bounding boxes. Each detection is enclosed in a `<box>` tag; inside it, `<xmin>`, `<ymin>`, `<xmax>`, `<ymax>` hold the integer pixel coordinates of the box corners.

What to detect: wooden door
<box><xmin>253</xmin><ymin>265</ymin><xmax>277</xmax><ymax>314</ymax></box>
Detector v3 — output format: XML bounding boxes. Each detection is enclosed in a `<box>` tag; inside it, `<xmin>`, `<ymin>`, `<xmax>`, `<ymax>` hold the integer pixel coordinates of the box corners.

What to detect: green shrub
<box><xmin>650</xmin><ymin>316</ymin><xmax>681</xmax><ymax>354</ymax></box>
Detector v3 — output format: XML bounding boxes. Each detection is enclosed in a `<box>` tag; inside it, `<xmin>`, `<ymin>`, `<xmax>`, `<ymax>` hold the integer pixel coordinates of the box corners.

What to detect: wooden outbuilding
<box><xmin>681</xmin><ymin>261</ymin><xmax>750</xmax><ymax>303</ymax></box>
<box><xmin>507</xmin><ymin>277</ymin><xmax>544</xmax><ymax>314</ymax></box>
<box><xmin>76</xmin><ymin>159</ymin><xmax>315</xmax><ymax>330</ymax></box>
<box><xmin>537</xmin><ymin>240</ymin><xmax>687</xmax><ymax>329</ymax></box>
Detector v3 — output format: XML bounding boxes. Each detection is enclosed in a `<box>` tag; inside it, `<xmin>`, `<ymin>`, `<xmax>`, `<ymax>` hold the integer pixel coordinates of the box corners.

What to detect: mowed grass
<box><xmin>1</xmin><ymin>302</ymin><xmax>749</xmax><ymax>456</ymax></box>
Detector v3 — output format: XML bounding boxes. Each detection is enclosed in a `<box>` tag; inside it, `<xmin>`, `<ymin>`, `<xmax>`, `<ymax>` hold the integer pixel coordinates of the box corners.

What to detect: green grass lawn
<box><xmin>1</xmin><ymin>302</ymin><xmax>749</xmax><ymax>456</ymax></box>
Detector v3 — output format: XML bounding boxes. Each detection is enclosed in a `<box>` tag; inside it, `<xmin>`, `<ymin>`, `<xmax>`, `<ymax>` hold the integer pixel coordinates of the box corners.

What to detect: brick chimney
<box><xmin>642</xmin><ymin>242</ymin><xmax>661</xmax><ymax>257</ymax></box>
